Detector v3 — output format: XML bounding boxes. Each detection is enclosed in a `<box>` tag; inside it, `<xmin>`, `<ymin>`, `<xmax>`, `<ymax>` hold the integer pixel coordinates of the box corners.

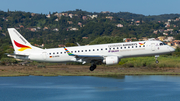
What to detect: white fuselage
<box><xmin>27</xmin><ymin>40</ymin><xmax>175</xmax><ymax>63</ymax></box>
<box><xmin>7</xmin><ymin>28</ymin><xmax>175</xmax><ymax>70</ymax></box>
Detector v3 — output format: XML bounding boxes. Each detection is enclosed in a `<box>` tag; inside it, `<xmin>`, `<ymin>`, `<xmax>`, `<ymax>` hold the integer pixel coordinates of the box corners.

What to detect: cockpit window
<box><xmin>163</xmin><ymin>42</ymin><xmax>167</xmax><ymax>45</ymax></box>
<box><xmin>160</xmin><ymin>42</ymin><xmax>167</xmax><ymax>46</ymax></box>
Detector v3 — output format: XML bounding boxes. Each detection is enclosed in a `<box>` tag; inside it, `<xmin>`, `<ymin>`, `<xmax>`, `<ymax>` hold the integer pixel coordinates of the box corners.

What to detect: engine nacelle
<box><xmin>103</xmin><ymin>56</ymin><xmax>119</xmax><ymax>65</ymax></box>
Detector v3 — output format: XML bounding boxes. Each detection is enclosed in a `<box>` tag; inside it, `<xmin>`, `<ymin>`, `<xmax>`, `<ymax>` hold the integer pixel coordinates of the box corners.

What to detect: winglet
<box><xmin>63</xmin><ymin>47</ymin><xmax>75</xmax><ymax>56</ymax></box>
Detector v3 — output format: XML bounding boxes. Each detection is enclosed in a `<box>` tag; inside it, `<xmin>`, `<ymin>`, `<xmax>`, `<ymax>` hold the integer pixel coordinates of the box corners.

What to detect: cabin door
<box><xmin>151</xmin><ymin>43</ymin><xmax>155</xmax><ymax>51</ymax></box>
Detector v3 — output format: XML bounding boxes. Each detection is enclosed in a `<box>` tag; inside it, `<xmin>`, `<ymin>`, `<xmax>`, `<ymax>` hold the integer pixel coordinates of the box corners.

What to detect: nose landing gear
<box><xmin>155</xmin><ymin>55</ymin><xmax>159</xmax><ymax>64</ymax></box>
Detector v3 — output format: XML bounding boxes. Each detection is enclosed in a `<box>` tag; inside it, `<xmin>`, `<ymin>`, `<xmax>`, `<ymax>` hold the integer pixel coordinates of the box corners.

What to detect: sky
<box><xmin>0</xmin><ymin>0</ymin><xmax>180</xmax><ymax>15</ymax></box>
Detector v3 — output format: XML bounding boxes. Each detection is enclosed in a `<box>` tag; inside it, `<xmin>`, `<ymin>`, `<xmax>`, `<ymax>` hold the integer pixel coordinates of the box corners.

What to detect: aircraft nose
<box><xmin>169</xmin><ymin>47</ymin><xmax>175</xmax><ymax>52</ymax></box>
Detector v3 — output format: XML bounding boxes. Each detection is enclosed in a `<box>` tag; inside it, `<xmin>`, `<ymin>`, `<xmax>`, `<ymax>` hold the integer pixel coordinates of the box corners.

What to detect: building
<box><xmin>136</xmin><ymin>21</ymin><xmax>140</xmax><ymax>23</ymax></box>
<box><xmin>62</xmin><ymin>13</ymin><xmax>68</xmax><ymax>17</ymax></box>
<box><xmin>70</xmin><ymin>28</ymin><xmax>78</xmax><ymax>31</ymax></box>
<box><xmin>167</xmin><ymin>42</ymin><xmax>173</xmax><ymax>46</ymax></box>
<box><xmin>116</xmin><ymin>24</ymin><xmax>123</xmax><ymax>27</ymax></box>
<box><xmin>88</xmin><ymin>15</ymin><xmax>98</xmax><ymax>19</ymax></box>
<box><xmin>54</xmin><ymin>13</ymin><xmax>62</xmax><ymax>18</ymax></box>
<box><xmin>163</xmin><ymin>33</ymin><xmax>168</xmax><ymax>36</ymax></box>
<box><xmin>20</xmin><ymin>25</ymin><xmax>24</xmax><ymax>28</ymax></box>
<box><xmin>123</xmin><ymin>38</ymin><xmax>132</xmax><ymax>42</ymax></box>
<box><xmin>167</xmin><ymin>37</ymin><xmax>174</xmax><ymax>42</ymax></box>
<box><xmin>53</xmin><ymin>28</ymin><xmax>59</xmax><ymax>31</ymax></box>
<box><xmin>58</xmin><ymin>44</ymin><xmax>65</xmax><ymax>47</ymax></box>
<box><xmin>82</xmin><ymin>37</ymin><xmax>88</xmax><ymax>39</ymax></box>
<box><xmin>30</xmin><ymin>28</ymin><xmax>36</xmax><ymax>32</ymax></box>
<box><xmin>153</xmin><ymin>30</ymin><xmax>158</xmax><ymax>34</ymax></box>
<box><xmin>176</xmin><ymin>18</ymin><xmax>179</xmax><ymax>21</ymax></box>
<box><xmin>142</xmin><ymin>37</ymin><xmax>148</xmax><ymax>41</ymax></box>
<box><xmin>55</xmin><ymin>18</ymin><xmax>59</xmax><ymax>21</ymax></box>
<box><xmin>46</xmin><ymin>14</ymin><xmax>51</xmax><ymax>18</ymax></box>
<box><xmin>106</xmin><ymin>16</ymin><xmax>113</xmax><ymax>20</ymax></box>
<box><xmin>67</xmin><ymin>21</ymin><xmax>73</xmax><ymax>24</ymax></box>
<box><xmin>31</xmin><ymin>13</ymin><xmax>35</xmax><ymax>16</ymax></box>
<box><xmin>69</xmin><ymin>14</ymin><xmax>73</xmax><ymax>18</ymax></box>
<box><xmin>37</xmin><ymin>27</ymin><xmax>41</xmax><ymax>30</ymax></box>
<box><xmin>168</xmin><ymin>19</ymin><xmax>171</xmax><ymax>22</ymax></box>
<box><xmin>101</xmin><ymin>11</ymin><xmax>110</xmax><ymax>13</ymax></box>
<box><xmin>78</xmin><ymin>22</ymin><xmax>82</xmax><ymax>27</ymax></box>
<box><xmin>82</xmin><ymin>16</ymin><xmax>87</xmax><ymax>20</ymax></box>
<box><xmin>43</xmin><ymin>27</ymin><xmax>48</xmax><ymax>30</ymax></box>
<box><xmin>158</xmin><ymin>36</ymin><xmax>166</xmax><ymax>41</ymax></box>
<box><xmin>167</xmin><ymin>29</ymin><xmax>173</xmax><ymax>31</ymax></box>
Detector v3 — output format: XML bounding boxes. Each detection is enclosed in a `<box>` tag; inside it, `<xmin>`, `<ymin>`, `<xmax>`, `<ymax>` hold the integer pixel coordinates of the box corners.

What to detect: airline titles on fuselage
<box><xmin>108</xmin><ymin>43</ymin><xmax>138</xmax><ymax>48</ymax></box>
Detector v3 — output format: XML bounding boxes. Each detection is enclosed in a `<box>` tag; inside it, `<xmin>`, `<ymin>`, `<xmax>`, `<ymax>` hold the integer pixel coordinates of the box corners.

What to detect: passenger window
<box><xmin>139</xmin><ymin>46</ymin><xmax>141</xmax><ymax>48</ymax></box>
<box><xmin>53</xmin><ymin>53</ymin><xmax>55</xmax><ymax>54</ymax></box>
<box><xmin>57</xmin><ymin>52</ymin><xmax>59</xmax><ymax>54</ymax></box>
<box><xmin>81</xmin><ymin>50</ymin><xmax>83</xmax><ymax>52</ymax></box>
<box><xmin>121</xmin><ymin>47</ymin><xmax>122</xmax><ymax>49</ymax></box>
<box><xmin>85</xmin><ymin>50</ymin><xmax>87</xmax><ymax>52</ymax></box>
<box><xmin>105</xmin><ymin>48</ymin><xmax>107</xmax><ymax>50</ymax></box>
<box><xmin>132</xmin><ymin>46</ymin><xmax>134</xmax><ymax>48</ymax></box>
<box><xmin>117</xmin><ymin>47</ymin><xmax>119</xmax><ymax>49</ymax></box>
<box><xmin>113</xmin><ymin>48</ymin><xmax>115</xmax><ymax>50</ymax></box>
<box><xmin>89</xmin><ymin>50</ymin><xmax>91</xmax><ymax>52</ymax></box>
<box><xmin>75</xmin><ymin>51</ymin><xmax>76</xmax><ymax>53</ymax></box>
<box><xmin>64</xmin><ymin>52</ymin><xmax>66</xmax><ymax>54</ymax></box>
<box><xmin>136</xmin><ymin>46</ymin><xmax>137</xmax><ymax>48</ymax></box>
<box><xmin>71</xmin><ymin>51</ymin><xmax>73</xmax><ymax>53</ymax></box>
<box><xmin>97</xmin><ymin>49</ymin><xmax>99</xmax><ymax>51</ymax></box>
<box><xmin>101</xmin><ymin>48</ymin><xmax>103</xmax><ymax>50</ymax></box>
<box><xmin>143</xmin><ymin>45</ymin><xmax>145</xmax><ymax>47</ymax></box>
<box><xmin>61</xmin><ymin>52</ymin><xmax>62</xmax><ymax>54</ymax></box>
<box><xmin>128</xmin><ymin>46</ymin><xmax>130</xmax><ymax>48</ymax></box>
<box><xmin>109</xmin><ymin>48</ymin><xmax>111</xmax><ymax>50</ymax></box>
<box><xmin>49</xmin><ymin>53</ymin><xmax>51</xmax><ymax>55</ymax></box>
<box><xmin>124</xmin><ymin>47</ymin><xmax>126</xmax><ymax>49</ymax></box>
<box><xmin>78</xmin><ymin>50</ymin><xmax>80</xmax><ymax>52</ymax></box>
<box><xmin>93</xmin><ymin>49</ymin><xmax>95</xmax><ymax>51</ymax></box>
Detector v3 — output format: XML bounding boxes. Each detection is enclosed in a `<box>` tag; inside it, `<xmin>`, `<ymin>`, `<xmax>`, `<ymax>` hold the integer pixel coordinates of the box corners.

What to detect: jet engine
<box><xmin>103</xmin><ymin>56</ymin><xmax>119</xmax><ymax>65</ymax></box>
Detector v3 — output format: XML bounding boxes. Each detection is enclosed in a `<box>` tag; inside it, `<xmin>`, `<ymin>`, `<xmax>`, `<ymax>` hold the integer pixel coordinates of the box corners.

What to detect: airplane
<box><xmin>7</xmin><ymin>28</ymin><xmax>175</xmax><ymax>71</ymax></box>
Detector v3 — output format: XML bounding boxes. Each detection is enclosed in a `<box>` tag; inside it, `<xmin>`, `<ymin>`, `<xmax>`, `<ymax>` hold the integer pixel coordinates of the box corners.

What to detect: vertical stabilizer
<box><xmin>7</xmin><ymin>28</ymin><xmax>42</xmax><ymax>53</ymax></box>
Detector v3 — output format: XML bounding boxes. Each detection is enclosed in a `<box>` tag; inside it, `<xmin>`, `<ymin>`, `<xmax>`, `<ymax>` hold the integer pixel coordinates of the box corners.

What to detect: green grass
<box><xmin>25</xmin><ymin>55</ymin><xmax>180</xmax><ymax>68</ymax></box>
<box><xmin>118</xmin><ymin>56</ymin><xmax>180</xmax><ymax>68</ymax></box>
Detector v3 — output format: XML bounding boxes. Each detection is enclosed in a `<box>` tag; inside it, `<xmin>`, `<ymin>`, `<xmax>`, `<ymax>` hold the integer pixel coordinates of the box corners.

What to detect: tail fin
<box><xmin>7</xmin><ymin>28</ymin><xmax>43</xmax><ymax>53</ymax></box>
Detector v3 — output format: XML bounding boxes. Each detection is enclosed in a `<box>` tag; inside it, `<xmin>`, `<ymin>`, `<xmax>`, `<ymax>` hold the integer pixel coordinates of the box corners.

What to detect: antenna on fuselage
<box><xmin>76</xmin><ymin>42</ymin><xmax>81</xmax><ymax>46</ymax></box>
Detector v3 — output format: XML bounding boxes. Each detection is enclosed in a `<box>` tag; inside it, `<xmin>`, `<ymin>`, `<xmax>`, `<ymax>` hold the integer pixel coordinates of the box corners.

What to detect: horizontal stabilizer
<box><xmin>5</xmin><ymin>53</ymin><xmax>29</xmax><ymax>60</ymax></box>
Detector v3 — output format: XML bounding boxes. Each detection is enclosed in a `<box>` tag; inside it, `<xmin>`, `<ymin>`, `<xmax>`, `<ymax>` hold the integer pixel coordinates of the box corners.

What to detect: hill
<box><xmin>0</xmin><ymin>9</ymin><xmax>180</xmax><ymax>60</ymax></box>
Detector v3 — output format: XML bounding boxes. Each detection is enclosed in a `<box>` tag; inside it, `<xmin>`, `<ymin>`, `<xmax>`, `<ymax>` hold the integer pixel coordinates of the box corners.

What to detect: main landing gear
<box><xmin>89</xmin><ymin>64</ymin><xmax>96</xmax><ymax>71</ymax></box>
<box><xmin>155</xmin><ymin>55</ymin><xmax>159</xmax><ymax>64</ymax></box>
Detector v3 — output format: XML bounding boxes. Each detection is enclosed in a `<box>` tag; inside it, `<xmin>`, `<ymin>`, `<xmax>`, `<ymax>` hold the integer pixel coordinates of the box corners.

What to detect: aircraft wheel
<box><xmin>155</xmin><ymin>60</ymin><xmax>159</xmax><ymax>64</ymax></box>
<box><xmin>89</xmin><ymin>65</ymin><xmax>96</xmax><ymax>71</ymax></box>
<box><xmin>89</xmin><ymin>66</ymin><xmax>94</xmax><ymax>71</ymax></box>
<box><xmin>93</xmin><ymin>64</ymin><xmax>96</xmax><ymax>69</ymax></box>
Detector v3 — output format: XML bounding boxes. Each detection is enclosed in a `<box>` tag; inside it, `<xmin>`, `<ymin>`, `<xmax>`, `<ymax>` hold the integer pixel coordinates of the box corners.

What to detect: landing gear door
<box><xmin>151</xmin><ymin>43</ymin><xmax>155</xmax><ymax>51</ymax></box>
<box><xmin>42</xmin><ymin>52</ymin><xmax>47</xmax><ymax>60</ymax></box>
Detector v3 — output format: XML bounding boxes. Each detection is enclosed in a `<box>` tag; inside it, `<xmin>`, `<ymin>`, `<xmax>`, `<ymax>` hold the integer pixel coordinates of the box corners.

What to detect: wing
<box><xmin>63</xmin><ymin>47</ymin><xmax>104</xmax><ymax>63</ymax></box>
